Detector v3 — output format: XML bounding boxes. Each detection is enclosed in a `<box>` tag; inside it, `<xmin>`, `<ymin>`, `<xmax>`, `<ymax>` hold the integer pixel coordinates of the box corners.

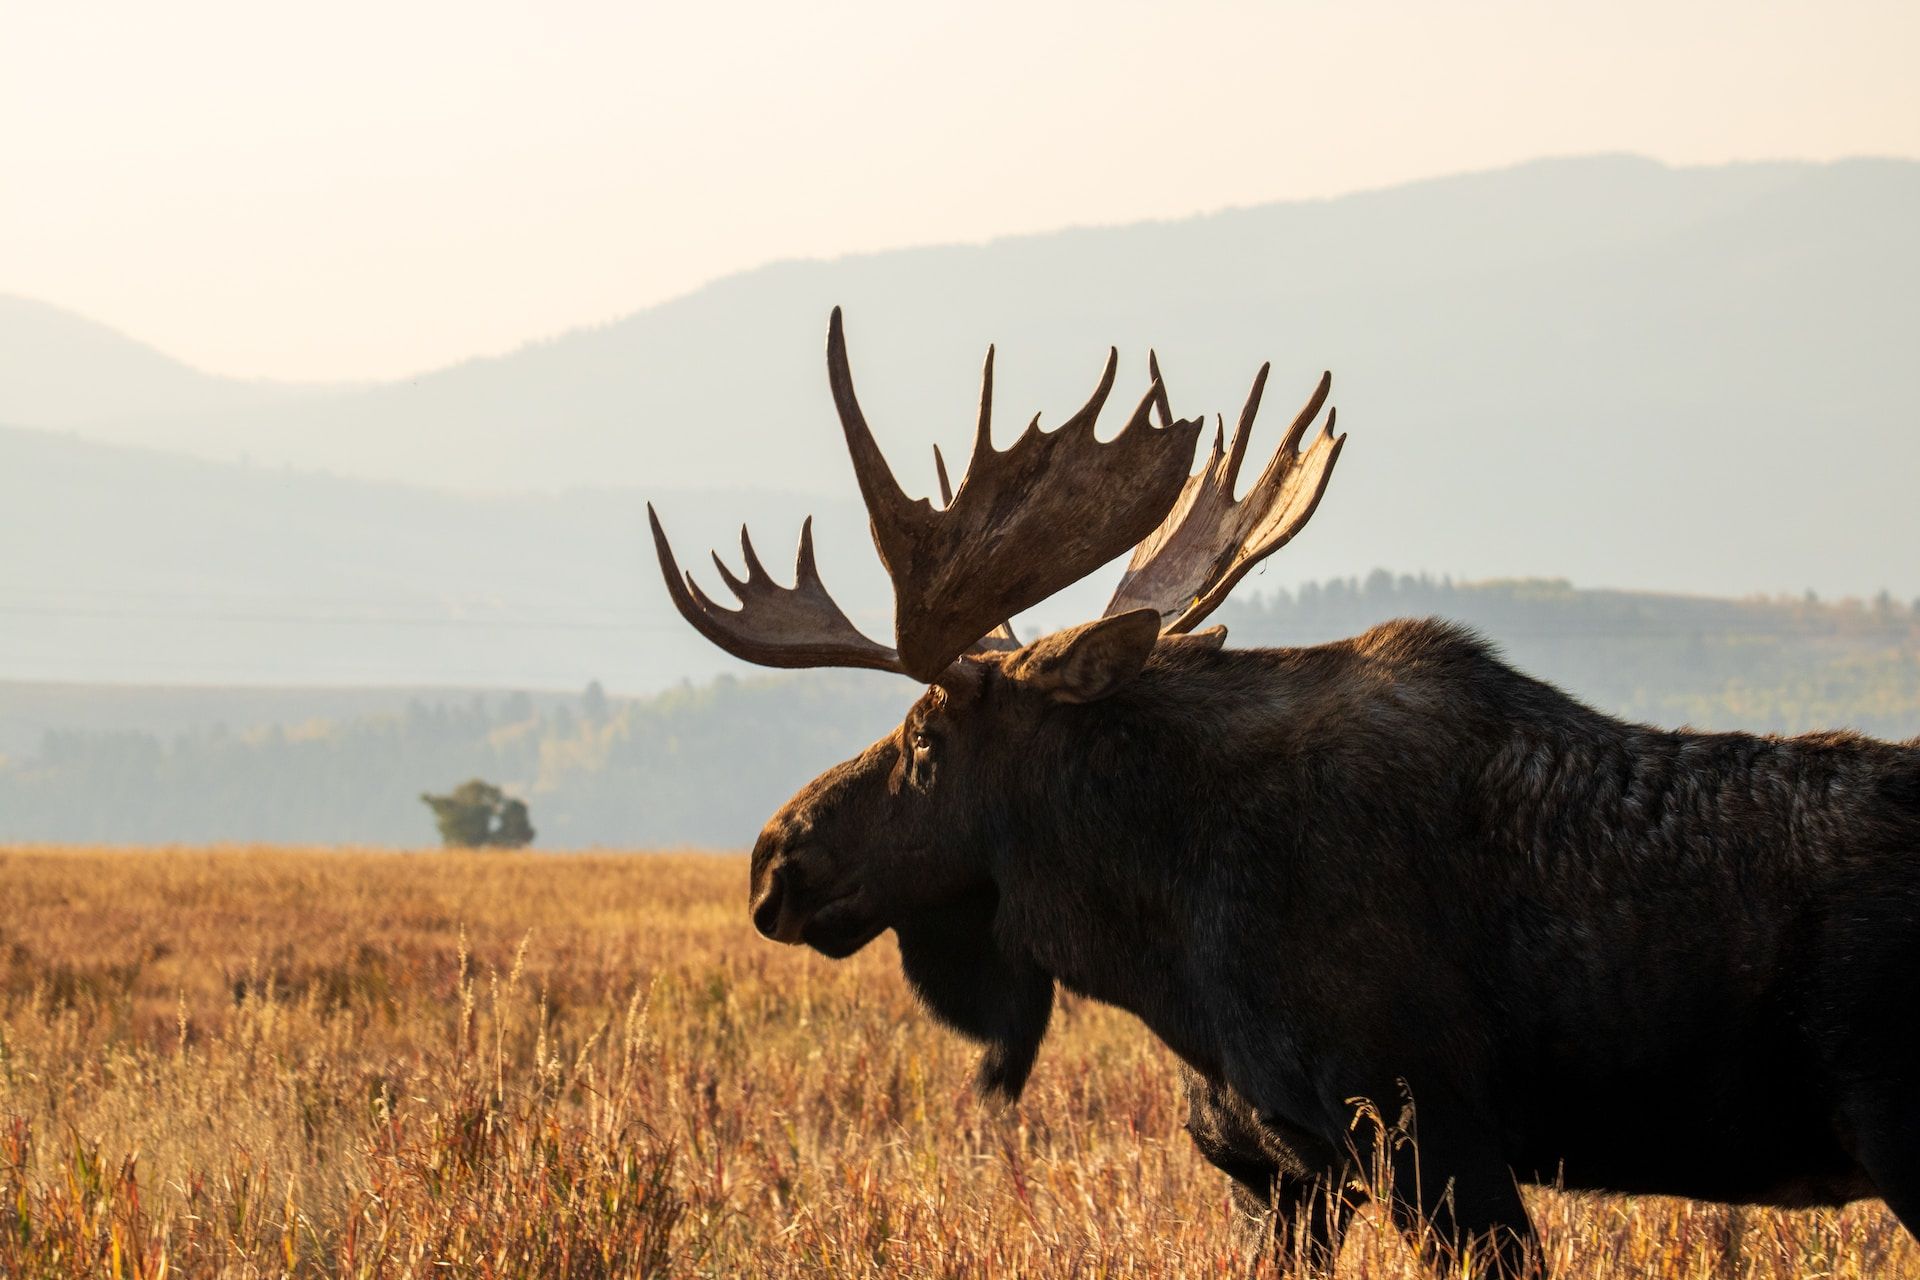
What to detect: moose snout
<box><xmin>750</xmin><ymin>869</ymin><xmax>792</xmax><ymax>940</ymax></box>
<box><xmin>749</xmin><ymin>825</ymin><xmax>809</xmax><ymax>945</ymax></box>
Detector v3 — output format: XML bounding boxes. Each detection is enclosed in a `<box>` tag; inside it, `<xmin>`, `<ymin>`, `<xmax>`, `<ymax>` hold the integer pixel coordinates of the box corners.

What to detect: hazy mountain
<box><xmin>0</xmin><ymin>423</ymin><xmax>887</xmax><ymax>688</ymax></box>
<box><xmin>23</xmin><ymin>154</ymin><xmax>1920</xmax><ymax>608</ymax></box>
<box><xmin>0</xmin><ymin>294</ymin><xmax>338</xmax><ymax>428</ymax></box>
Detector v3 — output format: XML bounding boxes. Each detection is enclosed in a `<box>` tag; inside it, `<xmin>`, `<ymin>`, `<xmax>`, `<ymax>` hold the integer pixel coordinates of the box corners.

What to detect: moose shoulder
<box><xmin>649</xmin><ymin>311</ymin><xmax>1920</xmax><ymax>1277</ymax></box>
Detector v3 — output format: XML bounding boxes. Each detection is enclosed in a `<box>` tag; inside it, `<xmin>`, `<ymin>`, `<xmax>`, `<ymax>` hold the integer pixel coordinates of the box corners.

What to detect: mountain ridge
<box><xmin>17</xmin><ymin>152</ymin><xmax>1908</xmax><ymax>492</ymax></box>
<box><xmin>0</xmin><ymin>293</ymin><xmax>350</xmax><ymax>430</ymax></box>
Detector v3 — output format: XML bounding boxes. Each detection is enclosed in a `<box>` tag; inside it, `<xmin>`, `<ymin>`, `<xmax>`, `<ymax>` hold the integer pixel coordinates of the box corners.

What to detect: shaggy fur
<box><xmin>748</xmin><ymin>617</ymin><xmax>1920</xmax><ymax>1277</ymax></box>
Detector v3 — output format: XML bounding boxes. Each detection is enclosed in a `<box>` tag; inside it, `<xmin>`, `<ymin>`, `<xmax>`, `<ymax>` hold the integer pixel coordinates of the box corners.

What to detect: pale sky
<box><xmin>3</xmin><ymin>0</ymin><xmax>1916</xmax><ymax>382</ymax></box>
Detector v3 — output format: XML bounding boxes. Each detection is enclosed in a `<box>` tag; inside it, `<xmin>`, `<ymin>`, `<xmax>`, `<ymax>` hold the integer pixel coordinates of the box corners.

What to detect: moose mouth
<box><xmin>799</xmin><ymin>892</ymin><xmax>887</xmax><ymax>958</ymax></box>
<box><xmin>754</xmin><ymin>873</ymin><xmax>887</xmax><ymax>958</ymax></box>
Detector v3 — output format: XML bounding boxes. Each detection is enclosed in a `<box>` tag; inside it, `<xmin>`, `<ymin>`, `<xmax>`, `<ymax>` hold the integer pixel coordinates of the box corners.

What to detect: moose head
<box><xmin>649</xmin><ymin>308</ymin><xmax>1343</xmax><ymax>1095</ymax></box>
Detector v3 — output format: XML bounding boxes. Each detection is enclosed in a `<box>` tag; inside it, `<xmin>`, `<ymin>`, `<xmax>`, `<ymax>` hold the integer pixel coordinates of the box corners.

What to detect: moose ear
<box><xmin>1004</xmin><ymin>608</ymin><xmax>1161</xmax><ymax>704</ymax></box>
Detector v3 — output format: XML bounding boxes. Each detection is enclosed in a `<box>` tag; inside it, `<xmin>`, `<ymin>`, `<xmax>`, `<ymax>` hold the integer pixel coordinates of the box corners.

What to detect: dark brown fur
<box><xmin>748</xmin><ymin>616</ymin><xmax>1920</xmax><ymax>1276</ymax></box>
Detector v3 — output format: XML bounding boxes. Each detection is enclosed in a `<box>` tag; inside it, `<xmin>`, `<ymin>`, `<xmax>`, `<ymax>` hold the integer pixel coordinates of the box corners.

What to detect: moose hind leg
<box><xmin>1821</xmin><ymin>871</ymin><xmax>1920</xmax><ymax>1242</ymax></box>
<box><xmin>1846</xmin><ymin>1087</ymin><xmax>1920</xmax><ymax>1241</ymax></box>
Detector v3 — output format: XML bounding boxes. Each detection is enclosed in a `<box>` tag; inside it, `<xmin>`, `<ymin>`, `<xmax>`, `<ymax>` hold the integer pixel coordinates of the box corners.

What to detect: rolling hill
<box><xmin>0</xmin><ymin>293</ymin><xmax>336</xmax><ymax>428</ymax></box>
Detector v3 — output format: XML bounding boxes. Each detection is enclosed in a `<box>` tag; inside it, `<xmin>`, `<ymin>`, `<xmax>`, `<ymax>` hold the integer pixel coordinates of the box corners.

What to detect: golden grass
<box><xmin>0</xmin><ymin>844</ymin><xmax>1911</xmax><ymax>1279</ymax></box>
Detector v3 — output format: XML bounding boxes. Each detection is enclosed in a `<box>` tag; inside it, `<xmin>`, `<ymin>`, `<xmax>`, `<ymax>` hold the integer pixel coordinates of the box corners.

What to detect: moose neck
<box><xmin>896</xmin><ymin>631</ymin><xmax>1500</xmax><ymax>1096</ymax></box>
<box><xmin>893</xmin><ymin>885</ymin><xmax>1056</xmax><ymax>1101</ymax></box>
<box><xmin>985</xmin><ymin>645</ymin><xmax>1300</xmax><ymax>1076</ymax></box>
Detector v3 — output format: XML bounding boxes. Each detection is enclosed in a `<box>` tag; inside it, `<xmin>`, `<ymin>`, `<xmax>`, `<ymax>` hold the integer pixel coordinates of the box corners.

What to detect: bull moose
<box><xmin>647</xmin><ymin>310</ymin><xmax>1920</xmax><ymax>1276</ymax></box>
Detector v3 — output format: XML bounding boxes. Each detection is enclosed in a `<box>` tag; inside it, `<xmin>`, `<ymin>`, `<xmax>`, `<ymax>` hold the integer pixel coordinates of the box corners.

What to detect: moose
<box><xmin>648</xmin><ymin>310</ymin><xmax>1920</xmax><ymax>1276</ymax></box>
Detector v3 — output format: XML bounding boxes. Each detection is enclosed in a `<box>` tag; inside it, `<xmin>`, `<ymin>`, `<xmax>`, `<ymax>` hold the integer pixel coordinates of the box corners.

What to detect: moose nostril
<box><xmin>751</xmin><ymin>871</ymin><xmax>786</xmax><ymax>938</ymax></box>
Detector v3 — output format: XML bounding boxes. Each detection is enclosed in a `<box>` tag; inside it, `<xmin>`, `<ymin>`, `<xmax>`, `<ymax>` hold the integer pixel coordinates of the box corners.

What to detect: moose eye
<box><xmin>911</xmin><ymin>731</ymin><xmax>933</xmax><ymax>755</ymax></box>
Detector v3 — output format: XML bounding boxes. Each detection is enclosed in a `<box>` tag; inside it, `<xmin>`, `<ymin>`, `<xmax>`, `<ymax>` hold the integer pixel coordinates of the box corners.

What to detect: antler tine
<box><xmin>1147</xmin><ymin>351</ymin><xmax>1174</xmax><ymax>428</ymax></box>
<box><xmin>975</xmin><ymin>345</ymin><xmax>994</xmax><ymax>460</ymax></box>
<box><xmin>1222</xmin><ymin>363</ymin><xmax>1270</xmax><ymax>491</ymax></box>
<box><xmin>1270</xmin><ymin>369</ymin><xmax>1331</xmax><ymax>469</ymax></box>
<box><xmin>1050</xmin><ymin>347</ymin><xmax>1118</xmax><ymax>439</ymax></box>
<box><xmin>709</xmin><ymin>524</ymin><xmax>768</xmax><ymax>597</ymax></box>
<box><xmin>648</xmin><ymin>504</ymin><xmax>904</xmax><ymax>673</ymax></box>
<box><xmin>827</xmin><ymin>307</ymin><xmax>918</xmax><ymax>538</ymax></box>
<box><xmin>1102</xmin><ymin>366</ymin><xmax>1345</xmax><ymax>634</ymax></box>
<box><xmin>932</xmin><ymin>444</ymin><xmax>953</xmax><ymax>507</ymax></box>
<box><xmin>830</xmin><ymin>312</ymin><xmax>1202</xmax><ymax>680</ymax></box>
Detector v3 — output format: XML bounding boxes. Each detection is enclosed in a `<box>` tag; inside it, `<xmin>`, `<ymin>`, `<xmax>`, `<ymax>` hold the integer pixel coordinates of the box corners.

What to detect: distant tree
<box><xmin>422</xmin><ymin>780</ymin><xmax>496</xmax><ymax>847</ymax></box>
<box><xmin>420</xmin><ymin>779</ymin><xmax>536</xmax><ymax>849</ymax></box>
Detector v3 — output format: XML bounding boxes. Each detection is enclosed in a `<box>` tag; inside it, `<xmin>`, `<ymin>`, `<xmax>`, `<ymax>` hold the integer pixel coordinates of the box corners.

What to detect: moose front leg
<box><xmin>1265</xmin><ymin>1173</ymin><xmax>1360</xmax><ymax>1274</ymax></box>
<box><xmin>1183</xmin><ymin>1069</ymin><xmax>1358</xmax><ymax>1274</ymax></box>
<box><xmin>1359</xmin><ymin>1091</ymin><xmax>1541</xmax><ymax>1279</ymax></box>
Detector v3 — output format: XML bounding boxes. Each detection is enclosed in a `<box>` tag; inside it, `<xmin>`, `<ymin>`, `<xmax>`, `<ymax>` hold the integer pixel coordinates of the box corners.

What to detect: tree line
<box><xmin>3</xmin><ymin>576</ymin><xmax>1916</xmax><ymax>849</ymax></box>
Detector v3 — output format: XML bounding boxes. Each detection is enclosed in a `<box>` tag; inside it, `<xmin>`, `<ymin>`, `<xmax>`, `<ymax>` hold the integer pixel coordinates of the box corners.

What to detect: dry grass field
<box><xmin>0</xmin><ymin>845</ymin><xmax>1913</xmax><ymax>1279</ymax></box>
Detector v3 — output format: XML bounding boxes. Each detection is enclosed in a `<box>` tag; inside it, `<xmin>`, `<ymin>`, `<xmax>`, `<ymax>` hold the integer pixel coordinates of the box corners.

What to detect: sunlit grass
<box><xmin>0</xmin><ymin>845</ymin><xmax>1911</xmax><ymax>1277</ymax></box>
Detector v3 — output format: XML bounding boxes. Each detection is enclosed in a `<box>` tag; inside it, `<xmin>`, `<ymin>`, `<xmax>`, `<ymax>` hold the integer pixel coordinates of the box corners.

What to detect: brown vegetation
<box><xmin>0</xmin><ymin>845</ymin><xmax>1912</xmax><ymax>1278</ymax></box>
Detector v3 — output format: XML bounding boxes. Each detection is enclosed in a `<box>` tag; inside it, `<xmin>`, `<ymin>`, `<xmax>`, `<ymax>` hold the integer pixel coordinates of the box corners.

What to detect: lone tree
<box><xmin>420</xmin><ymin>779</ymin><xmax>535</xmax><ymax>849</ymax></box>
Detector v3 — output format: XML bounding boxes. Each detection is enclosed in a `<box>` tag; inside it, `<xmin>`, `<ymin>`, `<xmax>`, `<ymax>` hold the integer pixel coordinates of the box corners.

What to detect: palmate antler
<box><xmin>1103</xmin><ymin>355</ymin><xmax>1344</xmax><ymax>632</ymax></box>
<box><xmin>649</xmin><ymin>310</ymin><xmax>1343</xmax><ymax>682</ymax></box>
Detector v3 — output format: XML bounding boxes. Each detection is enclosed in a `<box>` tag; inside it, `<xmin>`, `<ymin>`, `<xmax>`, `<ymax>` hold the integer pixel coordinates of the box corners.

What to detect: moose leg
<box><xmin>1844</xmin><ymin>1088</ymin><xmax>1920</xmax><ymax>1241</ymax></box>
<box><xmin>1385</xmin><ymin>1157</ymin><xmax>1538</xmax><ymax>1278</ymax></box>
<box><xmin>1820</xmin><ymin>882</ymin><xmax>1920</xmax><ymax>1242</ymax></box>
<box><xmin>1268</xmin><ymin>1172</ymin><xmax>1360</xmax><ymax>1275</ymax></box>
<box><xmin>1217</xmin><ymin>1169</ymin><xmax>1356</xmax><ymax>1276</ymax></box>
<box><xmin>1182</xmin><ymin>1068</ymin><xmax>1356</xmax><ymax>1274</ymax></box>
<box><xmin>1366</xmin><ymin>1102</ymin><xmax>1540</xmax><ymax>1278</ymax></box>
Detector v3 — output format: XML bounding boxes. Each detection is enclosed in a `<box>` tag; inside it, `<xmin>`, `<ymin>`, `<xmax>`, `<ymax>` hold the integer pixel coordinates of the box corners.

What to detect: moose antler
<box><xmin>649</xmin><ymin>309</ymin><xmax>1205</xmax><ymax>681</ymax></box>
<box><xmin>1103</xmin><ymin>355</ymin><xmax>1344</xmax><ymax>632</ymax></box>
<box><xmin>931</xmin><ymin>445</ymin><xmax>1020</xmax><ymax>653</ymax></box>
<box><xmin>829</xmin><ymin>309</ymin><xmax>1202</xmax><ymax>678</ymax></box>
<box><xmin>647</xmin><ymin>508</ymin><xmax>904</xmax><ymax>672</ymax></box>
